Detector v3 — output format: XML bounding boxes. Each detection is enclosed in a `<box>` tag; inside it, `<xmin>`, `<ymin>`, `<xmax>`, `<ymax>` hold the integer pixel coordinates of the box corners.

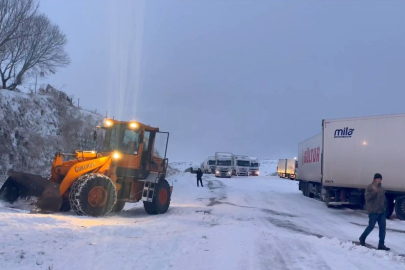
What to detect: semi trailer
<box><xmin>277</xmin><ymin>158</ymin><xmax>297</xmax><ymax>179</ymax></box>
<box><xmin>297</xmin><ymin>114</ymin><xmax>405</xmax><ymax>220</ymax></box>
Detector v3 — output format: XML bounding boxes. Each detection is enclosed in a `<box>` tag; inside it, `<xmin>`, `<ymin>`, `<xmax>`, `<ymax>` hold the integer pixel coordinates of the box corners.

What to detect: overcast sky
<box><xmin>38</xmin><ymin>0</ymin><xmax>405</xmax><ymax>162</ymax></box>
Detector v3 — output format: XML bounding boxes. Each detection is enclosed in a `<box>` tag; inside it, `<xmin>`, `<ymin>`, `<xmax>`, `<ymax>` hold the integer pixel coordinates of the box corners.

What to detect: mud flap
<box><xmin>0</xmin><ymin>171</ymin><xmax>62</xmax><ymax>212</ymax></box>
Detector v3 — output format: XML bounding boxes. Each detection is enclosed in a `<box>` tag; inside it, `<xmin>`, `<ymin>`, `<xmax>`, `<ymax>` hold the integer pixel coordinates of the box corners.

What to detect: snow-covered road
<box><xmin>1</xmin><ymin>173</ymin><xmax>405</xmax><ymax>270</ymax></box>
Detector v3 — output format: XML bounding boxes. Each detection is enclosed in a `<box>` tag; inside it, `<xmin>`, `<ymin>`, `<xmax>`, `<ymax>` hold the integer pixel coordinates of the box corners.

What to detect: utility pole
<box><xmin>78</xmin><ymin>98</ymin><xmax>80</xmax><ymax>108</ymax></box>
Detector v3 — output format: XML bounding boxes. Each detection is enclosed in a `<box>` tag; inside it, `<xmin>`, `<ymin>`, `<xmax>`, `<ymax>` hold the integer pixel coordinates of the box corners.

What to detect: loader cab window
<box><xmin>123</xmin><ymin>129</ymin><xmax>139</xmax><ymax>155</ymax></box>
<box><xmin>144</xmin><ymin>131</ymin><xmax>151</xmax><ymax>151</ymax></box>
<box><xmin>102</xmin><ymin>124</ymin><xmax>140</xmax><ymax>155</ymax></box>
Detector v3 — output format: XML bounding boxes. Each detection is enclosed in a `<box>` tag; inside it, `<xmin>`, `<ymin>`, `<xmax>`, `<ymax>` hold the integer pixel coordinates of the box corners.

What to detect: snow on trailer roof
<box><xmin>215</xmin><ymin>152</ymin><xmax>233</xmax><ymax>158</ymax></box>
<box><xmin>323</xmin><ymin>113</ymin><xmax>405</xmax><ymax>123</ymax></box>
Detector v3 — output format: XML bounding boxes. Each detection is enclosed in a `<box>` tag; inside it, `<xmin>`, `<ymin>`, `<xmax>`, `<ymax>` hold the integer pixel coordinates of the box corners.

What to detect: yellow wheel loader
<box><xmin>0</xmin><ymin>119</ymin><xmax>172</xmax><ymax>217</ymax></box>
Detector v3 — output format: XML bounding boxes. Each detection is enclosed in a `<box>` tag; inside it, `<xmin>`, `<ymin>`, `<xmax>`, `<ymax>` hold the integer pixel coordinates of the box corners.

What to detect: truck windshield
<box><xmin>102</xmin><ymin>124</ymin><xmax>140</xmax><ymax>155</ymax></box>
<box><xmin>208</xmin><ymin>160</ymin><xmax>216</xmax><ymax>165</ymax></box>
<box><xmin>237</xmin><ymin>160</ymin><xmax>250</xmax><ymax>167</ymax></box>
<box><xmin>217</xmin><ymin>160</ymin><xmax>231</xmax><ymax>166</ymax></box>
<box><xmin>250</xmin><ymin>163</ymin><xmax>259</xmax><ymax>167</ymax></box>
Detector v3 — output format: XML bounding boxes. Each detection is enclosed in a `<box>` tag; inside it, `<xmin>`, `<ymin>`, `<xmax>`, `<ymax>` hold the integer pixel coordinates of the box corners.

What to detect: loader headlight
<box><xmin>128</xmin><ymin>121</ymin><xmax>138</xmax><ymax>129</ymax></box>
<box><xmin>112</xmin><ymin>152</ymin><xmax>121</xmax><ymax>160</ymax></box>
<box><xmin>104</xmin><ymin>119</ymin><xmax>113</xmax><ymax>127</ymax></box>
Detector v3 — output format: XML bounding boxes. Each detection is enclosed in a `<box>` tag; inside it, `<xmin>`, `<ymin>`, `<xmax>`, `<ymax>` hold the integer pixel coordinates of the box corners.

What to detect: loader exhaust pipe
<box><xmin>0</xmin><ymin>171</ymin><xmax>62</xmax><ymax>212</ymax></box>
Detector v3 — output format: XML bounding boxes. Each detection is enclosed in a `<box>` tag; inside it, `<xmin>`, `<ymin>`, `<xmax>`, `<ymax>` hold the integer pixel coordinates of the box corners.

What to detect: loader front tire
<box><xmin>143</xmin><ymin>179</ymin><xmax>171</xmax><ymax>215</ymax></box>
<box><xmin>69</xmin><ymin>173</ymin><xmax>117</xmax><ymax>217</ymax></box>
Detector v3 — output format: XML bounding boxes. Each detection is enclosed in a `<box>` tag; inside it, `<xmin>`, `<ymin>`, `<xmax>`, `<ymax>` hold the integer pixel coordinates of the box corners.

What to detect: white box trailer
<box><xmin>297</xmin><ymin>114</ymin><xmax>405</xmax><ymax>220</ymax></box>
<box><xmin>277</xmin><ymin>159</ymin><xmax>297</xmax><ymax>179</ymax></box>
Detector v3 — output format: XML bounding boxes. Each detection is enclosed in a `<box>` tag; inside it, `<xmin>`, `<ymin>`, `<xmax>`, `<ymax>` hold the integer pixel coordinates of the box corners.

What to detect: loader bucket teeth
<box><xmin>0</xmin><ymin>171</ymin><xmax>62</xmax><ymax>212</ymax></box>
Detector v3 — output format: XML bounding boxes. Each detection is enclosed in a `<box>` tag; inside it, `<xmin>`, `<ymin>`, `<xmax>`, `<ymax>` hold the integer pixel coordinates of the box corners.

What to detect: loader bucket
<box><xmin>0</xmin><ymin>171</ymin><xmax>62</xmax><ymax>212</ymax></box>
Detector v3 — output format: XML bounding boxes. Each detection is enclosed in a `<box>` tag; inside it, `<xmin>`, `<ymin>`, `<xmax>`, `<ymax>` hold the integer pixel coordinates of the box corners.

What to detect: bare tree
<box><xmin>0</xmin><ymin>0</ymin><xmax>69</xmax><ymax>90</ymax></box>
<box><xmin>0</xmin><ymin>0</ymin><xmax>37</xmax><ymax>52</ymax></box>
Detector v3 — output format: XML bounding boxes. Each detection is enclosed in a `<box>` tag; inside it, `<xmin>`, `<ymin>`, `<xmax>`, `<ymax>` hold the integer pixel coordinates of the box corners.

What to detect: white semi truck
<box><xmin>215</xmin><ymin>152</ymin><xmax>233</xmax><ymax>178</ymax></box>
<box><xmin>249</xmin><ymin>157</ymin><xmax>260</xmax><ymax>176</ymax></box>
<box><xmin>297</xmin><ymin>114</ymin><xmax>405</xmax><ymax>220</ymax></box>
<box><xmin>201</xmin><ymin>156</ymin><xmax>216</xmax><ymax>173</ymax></box>
<box><xmin>277</xmin><ymin>158</ymin><xmax>297</xmax><ymax>179</ymax></box>
<box><xmin>232</xmin><ymin>155</ymin><xmax>250</xmax><ymax>176</ymax></box>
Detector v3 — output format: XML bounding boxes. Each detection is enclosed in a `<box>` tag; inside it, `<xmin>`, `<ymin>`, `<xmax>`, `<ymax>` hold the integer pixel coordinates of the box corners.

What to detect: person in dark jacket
<box><xmin>359</xmin><ymin>173</ymin><xmax>390</xmax><ymax>250</ymax></box>
<box><xmin>196</xmin><ymin>168</ymin><xmax>203</xmax><ymax>187</ymax></box>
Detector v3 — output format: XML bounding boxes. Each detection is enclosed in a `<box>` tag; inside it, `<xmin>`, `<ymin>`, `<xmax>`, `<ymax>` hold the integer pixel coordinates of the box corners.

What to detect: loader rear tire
<box><xmin>143</xmin><ymin>179</ymin><xmax>171</xmax><ymax>215</ymax></box>
<box><xmin>69</xmin><ymin>173</ymin><xmax>116</xmax><ymax>217</ymax></box>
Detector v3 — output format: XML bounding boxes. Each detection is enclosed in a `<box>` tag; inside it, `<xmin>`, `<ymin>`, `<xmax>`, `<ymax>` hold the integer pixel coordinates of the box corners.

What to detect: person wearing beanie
<box><xmin>359</xmin><ymin>173</ymin><xmax>390</xmax><ymax>250</ymax></box>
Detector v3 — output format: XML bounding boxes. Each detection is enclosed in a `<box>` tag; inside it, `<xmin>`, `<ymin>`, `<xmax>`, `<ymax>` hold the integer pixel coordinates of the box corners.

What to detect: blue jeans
<box><xmin>360</xmin><ymin>211</ymin><xmax>386</xmax><ymax>246</ymax></box>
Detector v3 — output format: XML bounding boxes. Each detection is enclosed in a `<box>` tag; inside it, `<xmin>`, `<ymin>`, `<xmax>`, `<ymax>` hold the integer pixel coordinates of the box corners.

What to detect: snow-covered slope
<box><xmin>0</xmin><ymin>87</ymin><xmax>103</xmax><ymax>176</ymax></box>
<box><xmin>170</xmin><ymin>161</ymin><xmax>201</xmax><ymax>172</ymax></box>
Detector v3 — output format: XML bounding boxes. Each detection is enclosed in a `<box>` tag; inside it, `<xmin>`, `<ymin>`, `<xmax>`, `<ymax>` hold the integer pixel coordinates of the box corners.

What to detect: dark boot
<box><xmin>378</xmin><ymin>245</ymin><xmax>390</xmax><ymax>251</ymax></box>
<box><xmin>359</xmin><ymin>237</ymin><xmax>366</xmax><ymax>246</ymax></box>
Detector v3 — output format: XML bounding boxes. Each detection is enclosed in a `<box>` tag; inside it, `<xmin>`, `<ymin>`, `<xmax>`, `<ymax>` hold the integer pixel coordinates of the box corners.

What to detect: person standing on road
<box><xmin>196</xmin><ymin>168</ymin><xmax>204</xmax><ymax>187</ymax></box>
<box><xmin>359</xmin><ymin>173</ymin><xmax>390</xmax><ymax>251</ymax></box>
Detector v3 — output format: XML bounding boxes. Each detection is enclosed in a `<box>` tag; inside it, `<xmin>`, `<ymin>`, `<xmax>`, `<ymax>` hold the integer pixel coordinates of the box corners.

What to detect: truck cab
<box><xmin>232</xmin><ymin>155</ymin><xmax>250</xmax><ymax>176</ymax></box>
<box><xmin>249</xmin><ymin>157</ymin><xmax>260</xmax><ymax>176</ymax></box>
<box><xmin>202</xmin><ymin>156</ymin><xmax>216</xmax><ymax>173</ymax></box>
<box><xmin>215</xmin><ymin>152</ymin><xmax>233</xmax><ymax>178</ymax></box>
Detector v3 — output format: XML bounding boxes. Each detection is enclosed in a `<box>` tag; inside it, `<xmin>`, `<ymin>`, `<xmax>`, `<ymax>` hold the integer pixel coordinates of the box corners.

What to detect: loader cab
<box><xmin>100</xmin><ymin>119</ymin><xmax>169</xmax><ymax>180</ymax></box>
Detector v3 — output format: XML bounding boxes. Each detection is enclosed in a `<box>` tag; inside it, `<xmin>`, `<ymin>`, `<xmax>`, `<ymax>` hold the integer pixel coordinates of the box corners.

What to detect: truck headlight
<box><xmin>215</xmin><ymin>170</ymin><xmax>219</xmax><ymax>174</ymax></box>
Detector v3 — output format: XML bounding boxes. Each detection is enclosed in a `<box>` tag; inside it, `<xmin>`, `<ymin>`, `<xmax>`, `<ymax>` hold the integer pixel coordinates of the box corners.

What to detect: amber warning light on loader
<box><xmin>104</xmin><ymin>119</ymin><xmax>113</xmax><ymax>127</ymax></box>
<box><xmin>129</xmin><ymin>122</ymin><xmax>138</xmax><ymax>129</ymax></box>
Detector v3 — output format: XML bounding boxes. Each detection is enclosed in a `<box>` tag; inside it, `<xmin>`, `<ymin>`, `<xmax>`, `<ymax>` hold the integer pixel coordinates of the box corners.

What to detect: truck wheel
<box><xmin>111</xmin><ymin>201</ymin><xmax>126</xmax><ymax>212</ymax></box>
<box><xmin>69</xmin><ymin>173</ymin><xmax>117</xmax><ymax>217</ymax></box>
<box><xmin>395</xmin><ymin>196</ymin><xmax>405</xmax><ymax>220</ymax></box>
<box><xmin>143</xmin><ymin>179</ymin><xmax>171</xmax><ymax>215</ymax></box>
<box><xmin>386</xmin><ymin>198</ymin><xmax>395</xmax><ymax>219</ymax></box>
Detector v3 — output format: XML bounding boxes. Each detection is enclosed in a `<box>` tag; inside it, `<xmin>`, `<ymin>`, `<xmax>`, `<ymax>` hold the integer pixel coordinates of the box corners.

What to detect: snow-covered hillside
<box><xmin>170</xmin><ymin>161</ymin><xmax>201</xmax><ymax>172</ymax></box>
<box><xmin>0</xmin><ymin>87</ymin><xmax>103</xmax><ymax>176</ymax></box>
<box><xmin>1</xmin><ymin>170</ymin><xmax>405</xmax><ymax>270</ymax></box>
